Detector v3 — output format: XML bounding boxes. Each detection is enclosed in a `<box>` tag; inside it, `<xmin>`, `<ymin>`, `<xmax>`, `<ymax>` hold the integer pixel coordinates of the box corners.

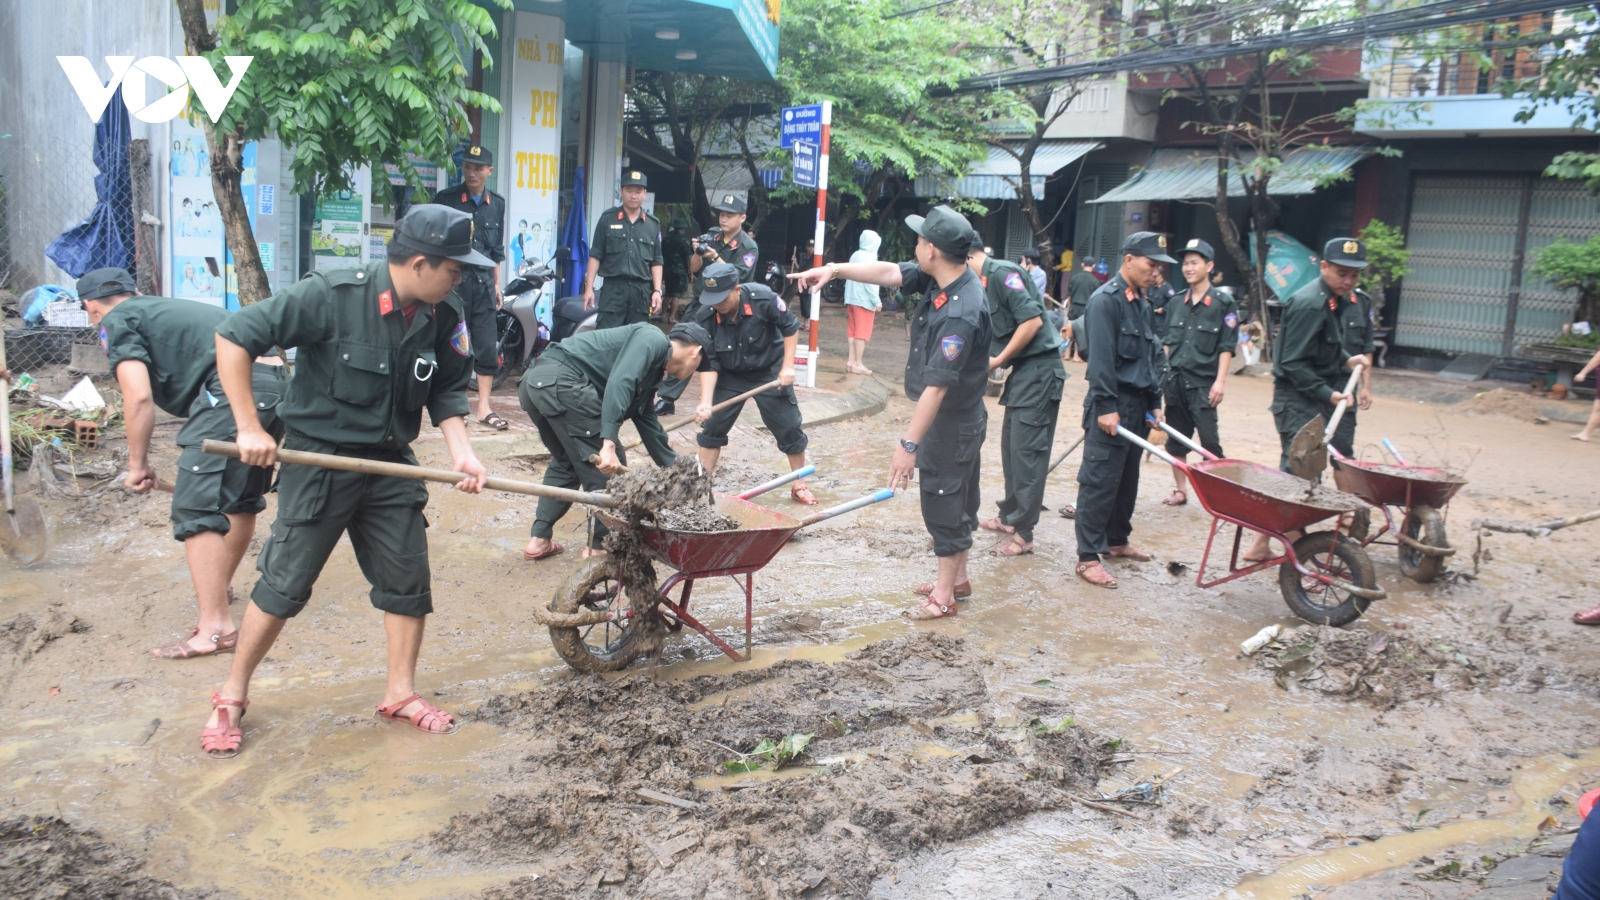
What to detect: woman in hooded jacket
<box><xmin>844</xmin><ymin>229</ymin><xmax>883</xmax><ymax>374</ymax></box>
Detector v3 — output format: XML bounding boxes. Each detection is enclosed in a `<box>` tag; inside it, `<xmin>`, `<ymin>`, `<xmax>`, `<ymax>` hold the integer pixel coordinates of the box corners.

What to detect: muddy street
<box><xmin>4</xmin><ymin>348</ymin><xmax>1600</xmax><ymax>899</ymax></box>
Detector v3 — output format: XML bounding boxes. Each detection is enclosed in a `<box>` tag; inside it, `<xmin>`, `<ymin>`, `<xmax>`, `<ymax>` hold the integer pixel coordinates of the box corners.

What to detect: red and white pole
<box><xmin>804</xmin><ymin>101</ymin><xmax>831</xmax><ymax>388</ymax></box>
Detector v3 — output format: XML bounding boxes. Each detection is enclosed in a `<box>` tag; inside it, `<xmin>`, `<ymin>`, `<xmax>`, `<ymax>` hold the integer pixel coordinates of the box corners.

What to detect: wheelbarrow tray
<box><xmin>594</xmin><ymin>493</ymin><xmax>802</xmax><ymax>577</ymax></box>
<box><xmin>1331</xmin><ymin>458</ymin><xmax>1464</xmax><ymax>509</ymax></box>
<box><xmin>1188</xmin><ymin>460</ymin><xmax>1364</xmax><ymax>535</ymax></box>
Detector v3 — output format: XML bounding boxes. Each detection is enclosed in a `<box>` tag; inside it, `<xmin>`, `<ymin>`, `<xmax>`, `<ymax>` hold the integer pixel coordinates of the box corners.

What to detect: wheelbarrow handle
<box><xmin>1145</xmin><ymin>414</ymin><xmax>1219</xmax><ymax>461</ymax></box>
<box><xmin>735</xmin><ymin>465</ymin><xmax>816</xmax><ymax>500</ymax></box>
<box><xmin>1323</xmin><ymin>365</ymin><xmax>1363</xmax><ymax>441</ymax></box>
<box><xmin>1115</xmin><ymin>425</ymin><xmax>1185</xmax><ymax>471</ymax></box>
<box><xmin>1381</xmin><ymin>438</ymin><xmax>1408</xmax><ymax>466</ymax></box>
<box><xmin>201</xmin><ymin>440</ymin><xmax>616</xmax><ymax>508</ymax></box>
<box><xmin>799</xmin><ymin>488</ymin><xmax>895</xmax><ymax>527</ymax></box>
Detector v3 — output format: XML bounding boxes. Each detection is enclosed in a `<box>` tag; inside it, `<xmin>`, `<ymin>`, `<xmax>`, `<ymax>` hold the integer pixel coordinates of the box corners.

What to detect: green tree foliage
<box><xmin>176</xmin><ymin>0</ymin><xmax>507</xmax><ymax>303</ymax></box>
<box><xmin>1531</xmin><ymin>235</ymin><xmax>1600</xmax><ymax>325</ymax></box>
<box><xmin>1355</xmin><ymin>218</ymin><xmax>1410</xmax><ymax>305</ymax></box>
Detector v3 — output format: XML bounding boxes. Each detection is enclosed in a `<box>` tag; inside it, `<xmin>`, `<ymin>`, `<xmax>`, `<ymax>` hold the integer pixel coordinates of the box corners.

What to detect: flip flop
<box><xmin>903</xmin><ymin>597</ymin><xmax>957</xmax><ymax>620</ymax></box>
<box><xmin>523</xmin><ymin>541</ymin><xmax>565</xmax><ymax>561</ymax></box>
<box><xmin>915</xmin><ymin>581</ymin><xmax>972</xmax><ymax>598</ymax></box>
<box><xmin>989</xmin><ymin>538</ymin><xmax>1033</xmax><ymax>557</ymax></box>
<box><xmin>1076</xmin><ymin>560</ymin><xmax>1118</xmax><ymax>589</ymax></box>
<box><xmin>791</xmin><ymin>484</ymin><xmax>819</xmax><ymax>506</ymax></box>
<box><xmin>152</xmin><ymin>627</ymin><xmax>238</xmax><ymax>660</ymax></box>
<box><xmin>480</xmin><ymin>412</ymin><xmax>510</xmax><ymax>431</ymax></box>
<box><xmin>1059</xmin><ymin>504</ymin><xmax>1076</xmax><ymax>519</ymax></box>
<box><xmin>376</xmin><ymin>693</ymin><xmax>459</xmax><ymax>734</ymax></box>
<box><xmin>1107</xmin><ymin>545</ymin><xmax>1153</xmax><ymax>562</ymax></box>
<box><xmin>1161</xmin><ymin>490</ymin><xmax>1187</xmax><ymax>506</ymax></box>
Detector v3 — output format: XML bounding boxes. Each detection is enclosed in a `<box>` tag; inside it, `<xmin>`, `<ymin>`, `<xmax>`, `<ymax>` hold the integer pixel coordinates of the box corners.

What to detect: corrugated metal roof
<box><xmin>1090</xmin><ymin>146</ymin><xmax>1371</xmax><ymax>204</ymax></box>
<box><xmin>915</xmin><ymin>140</ymin><xmax>1101</xmax><ymax>200</ymax></box>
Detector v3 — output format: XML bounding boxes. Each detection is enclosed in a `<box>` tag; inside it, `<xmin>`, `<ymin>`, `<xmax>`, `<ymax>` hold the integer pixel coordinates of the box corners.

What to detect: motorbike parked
<box><xmin>494</xmin><ymin>260</ymin><xmax>556</xmax><ymax>389</ymax></box>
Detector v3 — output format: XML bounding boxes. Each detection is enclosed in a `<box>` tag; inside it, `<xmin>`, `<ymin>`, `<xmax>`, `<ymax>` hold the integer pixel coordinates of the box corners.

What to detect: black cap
<box><xmin>621</xmin><ymin>169</ymin><xmax>649</xmax><ymax>189</ymax></box>
<box><xmin>393</xmin><ymin>206</ymin><xmax>495</xmax><ymax>267</ymax></box>
<box><xmin>1120</xmin><ymin>231</ymin><xmax>1177</xmax><ymax>264</ymax></box>
<box><xmin>1179</xmin><ymin>238</ymin><xmax>1214</xmax><ymax>261</ymax></box>
<box><xmin>1323</xmin><ymin>237</ymin><xmax>1368</xmax><ymax>269</ymax></box>
<box><xmin>711</xmin><ymin>193</ymin><xmax>747</xmax><ymax>215</ymax></box>
<box><xmin>906</xmin><ymin>205</ymin><xmax>971</xmax><ymax>256</ymax></box>
<box><xmin>76</xmin><ymin>267</ymin><xmax>136</xmax><ymax>301</ymax></box>
<box><xmin>699</xmin><ymin>262</ymin><xmax>741</xmax><ymax>306</ymax></box>
<box><xmin>668</xmin><ymin>322</ymin><xmax>714</xmax><ymax>368</ymax></box>
<box><xmin>463</xmin><ymin>145</ymin><xmax>493</xmax><ymax>167</ymax></box>
<box><xmin>1020</xmin><ymin>248</ymin><xmax>1041</xmax><ymax>263</ymax></box>
<box><xmin>966</xmin><ymin>227</ymin><xmax>984</xmax><ymax>254</ymax></box>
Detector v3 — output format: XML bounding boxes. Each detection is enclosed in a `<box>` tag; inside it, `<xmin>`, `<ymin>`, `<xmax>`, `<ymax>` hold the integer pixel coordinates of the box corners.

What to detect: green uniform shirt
<box><xmin>1272</xmin><ymin>277</ymin><xmax>1360</xmax><ymax>404</ymax></box>
<box><xmin>899</xmin><ymin>262</ymin><xmax>993</xmax><ymax>414</ymax></box>
<box><xmin>591</xmin><ymin>207</ymin><xmax>663</xmax><ymax>281</ymax></box>
<box><xmin>1164</xmin><ymin>286</ymin><xmax>1240</xmax><ymax>388</ymax></box>
<box><xmin>542</xmin><ymin>323</ymin><xmax>675</xmax><ymax>459</ymax></box>
<box><xmin>692</xmin><ymin>229</ymin><xmax>760</xmax><ymax>302</ymax></box>
<box><xmin>217</xmin><ymin>262</ymin><xmax>472</xmax><ymax>448</ymax></box>
<box><xmin>981</xmin><ymin>258</ymin><xmax>1061</xmax><ymax>360</ymax></box>
<box><xmin>99</xmin><ymin>296</ymin><xmax>228</xmax><ymax>418</ymax></box>
<box><xmin>1341</xmin><ymin>288</ymin><xmax>1378</xmax><ymax>358</ymax></box>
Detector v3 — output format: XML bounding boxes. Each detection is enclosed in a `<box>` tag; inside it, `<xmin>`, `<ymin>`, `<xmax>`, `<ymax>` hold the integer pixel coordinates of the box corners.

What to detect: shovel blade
<box><xmin>1288</xmin><ymin>414</ymin><xmax>1329</xmax><ymax>481</ymax></box>
<box><xmin>1</xmin><ymin>497</ymin><xmax>48</xmax><ymax>566</ymax></box>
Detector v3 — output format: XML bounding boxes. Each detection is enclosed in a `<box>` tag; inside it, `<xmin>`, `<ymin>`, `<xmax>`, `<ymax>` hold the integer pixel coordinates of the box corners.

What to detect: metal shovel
<box><xmin>0</xmin><ymin>331</ymin><xmax>48</xmax><ymax>565</ymax></box>
<box><xmin>1288</xmin><ymin>365</ymin><xmax>1363</xmax><ymax>482</ymax></box>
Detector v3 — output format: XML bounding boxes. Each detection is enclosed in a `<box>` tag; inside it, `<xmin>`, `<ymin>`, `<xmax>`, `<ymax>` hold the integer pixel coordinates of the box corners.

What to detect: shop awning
<box><xmin>531</xmin><ymin>0</ymin><xmax>780</xmax><ymax>81</ymax></box>
<box><xmin>1090</xmin><ymin>146</ymin><xmax>1371</xmax><ymax>204</ymax></box>
<box><xmin>914</xmin><ymin>140</ymin><xmax>1101</xmax><ymax>200</ymax></box>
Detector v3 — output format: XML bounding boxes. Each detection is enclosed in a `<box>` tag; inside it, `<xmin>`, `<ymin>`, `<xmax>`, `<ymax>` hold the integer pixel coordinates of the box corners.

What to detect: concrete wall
<box><xmin>0</xmin><ymin>0</ymin><xmax>176</xmax><ymax>290</ymax></box>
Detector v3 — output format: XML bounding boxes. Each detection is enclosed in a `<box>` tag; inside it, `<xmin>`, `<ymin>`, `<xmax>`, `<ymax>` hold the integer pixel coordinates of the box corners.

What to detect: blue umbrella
<box><xmin>560</xmin><ymin>166</ymin><xmax>588</xmax><ymax>298</ymax></box>
<box><xmin>46</xmin><ymin>86</ymin><xmax>135</xmax><ymax>278</ymax></box>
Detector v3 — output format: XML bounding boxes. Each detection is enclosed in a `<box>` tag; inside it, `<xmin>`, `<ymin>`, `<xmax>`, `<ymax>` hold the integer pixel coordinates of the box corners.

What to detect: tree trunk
<box><xmin>1211</xmin><ymin>136</ymin><xmax>1261</xmax><ymax>322</ymax></box>
<box><xmin>176</xmin><ymin>0</ymin><xmax>270</xmax><ymax>305</ymax></box>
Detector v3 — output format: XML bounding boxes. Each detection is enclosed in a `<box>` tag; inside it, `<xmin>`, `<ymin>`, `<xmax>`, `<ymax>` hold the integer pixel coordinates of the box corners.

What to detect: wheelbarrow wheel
<box><xmin>547</xmin><ymin>556</ymin><xmax>650</xmax><ymax>673</ymax></box>
<box><xmin>1398</xmin><ymin>504</ymin><xmax>1447</xmax><ymax>584</ymax></box>
<box><xmin>1279</xmin><ymin>530</ymin><xmax>1377</xmax><ymax>627</ymax></box>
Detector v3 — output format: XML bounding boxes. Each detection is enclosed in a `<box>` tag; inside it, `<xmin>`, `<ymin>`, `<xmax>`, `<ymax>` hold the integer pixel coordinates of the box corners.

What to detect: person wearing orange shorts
<box><xmin>844</xmin><ymin>229</ymin><xmax>882</xmax><ymax>374</ymax></box>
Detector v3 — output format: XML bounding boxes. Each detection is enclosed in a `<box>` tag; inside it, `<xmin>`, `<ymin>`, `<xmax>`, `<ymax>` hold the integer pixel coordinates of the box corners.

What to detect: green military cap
<box><xmin>621</xmin><ymin>169</ymin><xmax>649</xmax><ymax>189</ymax></box>
<box><xmin>1121</xmin><ymin>231</ymin><xmax>1177</xmax><ymax>264</ymax></box>
<box><xmin>463</xmin><ymin>144</ymin><xmax>493</xmax><ymax>167</ymax></box>
<box><xmin>906</xmin><ymin>205</ymin><xmax>971</xmax><ymax>256</ymax></box>
<box><xmin>76</xmin><ymin>266</ymin><xmax>137</xmax><ymax>301</ymax></box>
<box><xmin>1323</xmin><ymin>237</ymin><xmax>1368</xmax><ymax>269</ymax></box>
<box><xmin>394</xmin><ymin>205</ymin><xmax>495</xmax><ymax>267</ymax></box>
<box><xmin>711</xmin><ymin>193</ymin><xmax>747</xmax><ymax>214</ymax></box>
<box><xmin>1180</xmin><ymin>238</ymin><xmax>1215</xmax><ymax>261</ymax></box>
<box><xmin>699</xmin><ymin>262</ymin><xmax>741</xmax><ymax>306</ymax></box>
<box><xmin>668</xmin><ymin>321</ymin><xmax>714</xmax><ymax>364</ymax></box>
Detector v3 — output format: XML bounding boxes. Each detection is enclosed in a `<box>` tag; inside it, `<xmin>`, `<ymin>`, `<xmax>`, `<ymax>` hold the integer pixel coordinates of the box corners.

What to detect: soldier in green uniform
<box><xmin>198</xmin><ymin>206</ymin><xmax>491</xmax><ymax>759</ymax></box>
<box><xmin>688</xmin><ymin>263</ymin><xmax>815</xmax><ymax>505</ymax></box>
<box><xmin>583</xmin><ymin>170</ymin><xmax>664</xmax><ymax>330</ymax></box>
<box><xmin>1160</xmin><ymin>238</ymin><xmax>1238</xmax><ymax>507</ymax></box>
<box><xmin>662</xmin><ymin>217</ymin><xmax>693</xmax><ymax>321</ymax></box>
<box><xmin>789</xmin><ymin>205</ymin><xmax>993</xmax><ymax>620</ymax></box>
<box><xmin>1245</xmin><ymin>237</ymin><xmax>1373</xmax><ymax>561</ymax></box>
<box><xmin>656</xmin><ymin>193</ymin><xmax>760</xmax><ymax>414</ymax></box>
<box><xmin>77</xmin><ymin>267</ymin><xmax>286</xmax><ymax>660</ymax></box>
<box><xmin>519</xmin><ymin>322</ymin><xmax>710</xmax><ymax>561</ymax></box>
<box><xmin>430</xmin><ymin>144</ymin><xmax>509</xmax><ymax>430</ymax></box>
<box><xmin>966</xmin><ymin>231</ymin><xmax>1068</xmax><ymax>558</ymax></box>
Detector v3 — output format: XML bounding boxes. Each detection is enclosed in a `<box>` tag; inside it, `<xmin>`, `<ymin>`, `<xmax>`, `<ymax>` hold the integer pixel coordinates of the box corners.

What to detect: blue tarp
<box><xmin>46</xmin><ymin>86</ymin><xmax>135</xmax><ymax>278</ymax></box>
<box><xmin>560</xmin><ymin>167</ymin><xmax>589</xmax><ymax>299</ymax></box>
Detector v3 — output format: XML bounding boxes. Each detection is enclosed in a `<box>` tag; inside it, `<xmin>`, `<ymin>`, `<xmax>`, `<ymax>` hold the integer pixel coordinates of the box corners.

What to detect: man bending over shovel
<box><xmin>200</xmin><ymin>206</ymin><xmax>490</xmax><ymax>759</ymax></box>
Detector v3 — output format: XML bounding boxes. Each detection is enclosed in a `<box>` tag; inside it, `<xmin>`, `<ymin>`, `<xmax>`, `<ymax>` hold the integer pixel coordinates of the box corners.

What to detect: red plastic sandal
<box><xmin>201</xmin><ymin>692</ymin><xmax>248</xmax><ymax>759</ymax></box>
<box><xmin>377</xmin><ymin>694</ymin><xmax>458</xmax><ymax>734</ymax></box>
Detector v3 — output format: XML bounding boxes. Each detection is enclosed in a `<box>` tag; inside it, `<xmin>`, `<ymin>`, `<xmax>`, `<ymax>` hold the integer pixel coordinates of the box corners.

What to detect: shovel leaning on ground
<box><xmin>0</xmin><ymin>330</ymin><xmax>49</xmax><ymax>565</ymax></box>
<box><xmin>1287</xmin><ymin>364</ymin><xmax>1364</xmax><ymax>481</ymax></box>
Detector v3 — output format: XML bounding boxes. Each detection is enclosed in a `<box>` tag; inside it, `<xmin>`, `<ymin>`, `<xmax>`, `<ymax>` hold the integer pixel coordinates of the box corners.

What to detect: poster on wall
<box><xmin>507</xmin><ymin>10</ymin><xmax>565</xmax><ymax>327</ymax></box>
<box><xmin>312</xmin><ymin>167</ymin><xmax>371</xmax><ymax>270</ymax></box>
<box><xmin>168</xmin><ymin>113</ymin><xmax>226</xmax><ymax>306</ymax></box>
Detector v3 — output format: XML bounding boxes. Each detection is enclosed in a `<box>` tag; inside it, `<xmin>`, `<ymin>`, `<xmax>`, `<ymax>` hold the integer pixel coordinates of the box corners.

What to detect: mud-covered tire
<box><xmin>547</xmin><ymin>556</ymin><xmax>649</xmax><ymax>673</ymax></box>
<box><xmin>1279</xmin><ymin>530</ymin><xmax>1377</xmax><ymax>627</ymax></box>
<box><xmin>1398</xmin><ymin>504</ymin><xmax>1447</xmax><ymax>584</ymax></box>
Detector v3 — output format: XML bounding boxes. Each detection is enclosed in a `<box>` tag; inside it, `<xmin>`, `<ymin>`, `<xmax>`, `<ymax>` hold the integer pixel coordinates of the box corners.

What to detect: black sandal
<box><xmin>480</xmin><ymin>412</ymin><xmax>510</xmax><ymax>431</ymax></box>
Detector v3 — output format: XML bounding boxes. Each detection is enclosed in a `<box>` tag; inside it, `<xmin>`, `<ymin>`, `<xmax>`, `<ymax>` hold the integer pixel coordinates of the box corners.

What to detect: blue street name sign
<box><xmin>780</xmin><ymin>104</ymin><xmax>824</xmax><ymax>150</ymax></box>
<box><xmin>792</xmin><ymin>140</ymin><xmax>819</xmax><ymax>188</ymax></box>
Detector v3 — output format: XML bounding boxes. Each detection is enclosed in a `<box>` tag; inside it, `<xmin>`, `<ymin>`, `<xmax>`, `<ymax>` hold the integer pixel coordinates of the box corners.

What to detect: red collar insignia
<box><xmin>1124</xmin><ymin>288</ymin><xmax>1137</xmax><ymax>303</ymax></box>
<box><xmin>378</xmin><ymin>290</ymin><xmax>394</xmax><ymax>316</ymax></box>
<box><xmin>980</xmin><ymin>276</ymin><xmax>988</xmax><ymax>288</ymax></box>
<box><xmin>1202</xmin><ymin>295</ymin><xmax>1211</xmax><ymax>306</ymax></box>
<box><xmin>729</xmin><ymin>240</ymin><xmax>739</xmax><ymax>249</ymax></box>
<box><xmin>743</xmin><ymin>303</ymin><xmax>753</xmax><ymax>316</ymax></box>
<box><xmin>932</xmin><ymin>292</ymin><xmax>948</xmax><ymax>310</ymax></box>
<box><xmin>1328</xmin><ymin>297</ymin><xmax>1338</xmax><ymax>312</ymax></box>
<box><xmin>460</xmin><ymin>193</ymin><xmax>468</xmax><ymax>203</ymax></box>
<box><xmin>617</xmin><ymin>210</ymin><xmax>624</xmax><ymax>220</ymax></box>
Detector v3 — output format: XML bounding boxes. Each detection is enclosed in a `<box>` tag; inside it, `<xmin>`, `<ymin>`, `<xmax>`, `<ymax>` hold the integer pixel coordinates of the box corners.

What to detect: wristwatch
<box><xmin>899</xmin><ymin>438</ymin><xmax>918</xmax><ymax>453</ymax></box>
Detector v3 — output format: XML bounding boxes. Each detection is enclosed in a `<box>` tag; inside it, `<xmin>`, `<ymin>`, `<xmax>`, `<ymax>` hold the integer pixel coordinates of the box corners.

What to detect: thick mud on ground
<box><xmin>4</xmin><ymin>342</ymin><xmax>1600</xmax><ymax>898</ymax></box>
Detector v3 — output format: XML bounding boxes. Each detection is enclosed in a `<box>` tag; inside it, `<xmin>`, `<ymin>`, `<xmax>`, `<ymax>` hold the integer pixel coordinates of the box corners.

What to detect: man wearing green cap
<box><xmin>518</xmin><ymin>322</ymin><xmax>709</xmax><ymax>561</ymax></box>
<box><xmin>76</xmin><ymin>267</ymin><xmax>287</xmax><ymax>661</ymax></box>
<box><xmin>789</xmin><ymin>205</ymin><xmax>992</xmax><ymax>619</ymax></box>
<box><xmin>967</xmin><ymin>233</ymin><xmax>1067</xmax><ymax>559</ymax></box>
<box><xmin>584</xmin><ymin>170</ymin><xmax>664</xmax><ymax>329</ymax></box>
<box><xmin>657</xmin><ymin>193</ymin><xmax>761</xmax><ymax>415</ymax></box>
<box><xmin>198</xmin><ymin>205</ymin><xmax>491</xmax><ymax>759</ymax></box>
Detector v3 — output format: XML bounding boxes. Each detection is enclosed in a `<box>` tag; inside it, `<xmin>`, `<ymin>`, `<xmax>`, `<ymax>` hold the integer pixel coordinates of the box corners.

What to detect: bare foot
<box><xmin>580</xmin><ymin>547</ymin><xmax>607</xmax><ymax>560</ymax></box>
<box><xmin>977</xmin><ymin>517</ymin><xmax>1016</xmax><ymax>534</ymax></box>
<box><xmin>1574</xmin><ymin>433</ymin><xmax>1591</xmax><ymax>442</ymax></box>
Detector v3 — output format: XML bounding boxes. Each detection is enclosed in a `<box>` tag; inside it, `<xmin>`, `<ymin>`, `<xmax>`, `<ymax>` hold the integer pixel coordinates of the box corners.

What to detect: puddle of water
<box><xmin>1224</xmin><ymin>747</ymin><xmax>1600</xmax><ymax>899</ymax></box>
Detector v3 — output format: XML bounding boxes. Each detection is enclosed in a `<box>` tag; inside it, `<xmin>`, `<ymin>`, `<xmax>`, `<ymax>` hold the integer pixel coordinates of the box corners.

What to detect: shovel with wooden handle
<box><xmin>1288</xmin><ymin>364</ymin><xmax>1363</xmax><ymax>481</ymax></box>
<box><xmin>594</xmin><ymin>378</ymin><xmax>785</xmax><ymax>469</ymax></box>
<box><xmin>0</xmin><ymin>331</ymin><xmax>48</xmax><ymax>566</ymax></box>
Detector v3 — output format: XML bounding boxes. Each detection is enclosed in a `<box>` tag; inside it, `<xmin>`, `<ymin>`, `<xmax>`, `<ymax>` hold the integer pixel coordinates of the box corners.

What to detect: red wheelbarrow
<box><xmin>1330</xmin><ymin>439</ymin><xmax>1465</xmax><ymax>584</ymax></box>
<box><xmin>1130</xmin><ymin>421</ymin><xmax>1384</xmax><ymax>626</ymax></box>
<box><xmin>542</xmin><ymin>467</ymin><xmax>896</xmax><ymax>672</ymax></box>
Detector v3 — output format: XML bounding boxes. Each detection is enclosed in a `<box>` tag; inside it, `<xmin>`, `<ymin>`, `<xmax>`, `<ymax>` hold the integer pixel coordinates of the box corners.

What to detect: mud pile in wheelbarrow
<box><xmin>1252</xmin><ymin>624</ymin><xmax>1487</xmax><ymax>708</ymax></box>
<box><xmin>435</xmin><ymin>634</ymin><xmax>1118</xmax><ymax>898</ymax></box>
<box><xmin>607</xmin><ymin>456</ymin><xmax>738</xmax><ymax>532</ymax></box>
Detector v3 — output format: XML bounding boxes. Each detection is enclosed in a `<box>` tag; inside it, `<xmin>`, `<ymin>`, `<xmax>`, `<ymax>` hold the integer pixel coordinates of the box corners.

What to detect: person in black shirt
<box><xmin>790</xmin><ymin>205</ymin><xmax>992</xmax><ymax>619</ymax></box>
<box><xmin>1074</xmin><ymin>232</ymin><xmax>1173</xmax><ymax>590</ymax></box>
<box><xmin>429</xmin><ymin>144</ymin><xmax>509</xmax><ymax>429</ymax></box>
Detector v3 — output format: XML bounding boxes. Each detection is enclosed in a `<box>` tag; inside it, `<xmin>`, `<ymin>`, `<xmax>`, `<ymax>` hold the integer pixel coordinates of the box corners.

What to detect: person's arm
<box><xmin>1580</xmin><ymin>344</ymin><xmax>1600</xmax><ymax>380</ymax></box>
<box><xmin>214</xmin><ymin>278</ymin><xmax>331</xmax><ymax>466</ymax></box>
<box><xmin>789</xmin><ymin>260</ymin><xmax>903</xmax><ymax>292</ymax></box>
<box><xmin>1082</xmin><ymin>293</ymin><xmax>1120</xmax><ymax>427</ymax></box>
<box><xmin>492</xmin><ymin>262</ymin><xmax>502</xmax><ymax>307</ymax></box>
<box><xmin>427</xmin><ymin>305</ymin><xmax>475</xmax><ymax>424</ymax></box>
<box><xmin>888</xmin><ymin>385</ymin><xmax>947</xmax><ymax>490</ymax></box>
<box><xmin>1358</xmin><ymin>360</ymin><xmax>1374</xmax><ymax>410</ymax></box>
<box><xmin>990</xmin><ymin>316</ymin><xmax>1042</xmax><ymax>370</ymax></box>
<box><xmin>215</xmin><ymin>335</ymin><xmax>277</xmax><ymax>466</ymax></box>
<box><xmin>438</xmin><ymin>415</ymin><xmax>487</xmax><ymax>492</ymax></box>
<box><xmin>650</xmin><ymin>263</ymin><xmax>663</xmax><ymax>314</ymax></box>
<box><xmin>695</xmin><ymin>368</ymin><xmax>719</xmax><ymax>421</ymax></box>
<box><xmin>116</xmin><ymin>360</ymin><xmax>157</xmax><ymax>491</ymax></box>
<box><xmin>582</xmin><ymin>255</ymin><xmax>600</xmax><ymax>309</ymax></box>
<box><xmin>779</xmin><ymin>331</ymin><xmax>799</xmax><ymax>386</ymax></box>
<box><xmin>1210</xmin><ymin>350</ymin><xmax>1233</xmax><ymax>407</ymax></box>
<box><xmin>1276</xmin><ymin>304</ymin><xmax>1336</xmax><ymax>404</ymax></box>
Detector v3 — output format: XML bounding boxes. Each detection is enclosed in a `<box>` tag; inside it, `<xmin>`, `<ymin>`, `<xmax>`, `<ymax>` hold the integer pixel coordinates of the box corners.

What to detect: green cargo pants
<box><xmin>519</xmin><ymin>356</ymin><xmax>629</xmax><ymax>549</ymax></box>
<box><xmin>595</xmin><ymin>277</ymin><xmax>653</xmax><ymax>330</ymax></box>
<box><xmin>170</xmin><ymin>363</ymin><xmax>287</xmax><ymax>541</ymax></box>
<box><xmin>994</xmin><ymin>355</ymin><xmax>1066</xmax><ymax>543</ymax></box>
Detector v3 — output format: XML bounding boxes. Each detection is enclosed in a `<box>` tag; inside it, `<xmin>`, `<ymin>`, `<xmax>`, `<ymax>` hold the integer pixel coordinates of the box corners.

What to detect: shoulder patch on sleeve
<box><xmin>940</xmin><ymin>334</ymin><xmax>965</xmax><ymax>361</ymax></box>
<box><xmin>449</xmin><ymin>321</ymin><xmax>471</xmax><ymax>357</ymax></box>
<box><xmin>742</xmin><ymin>252</ymin><xmax>756</xmax><ymax>268</ymax></box>
<box><xmin>1004</xmin><ymin>271</ymin><xmax>1025</xmax><ymax>291</ymax></box>
<box><xmin>98</xmin><ymin>326</ymin><xmax>108</xmax><ymax>353</ymax></box>
<box><xmin>1224</xmin><ymin>311</ymin><xmax>1238</xmax><ymax>329</ymax></box>
<box><xmin>775</xmin><ymin>296</ymin><xmax>787</xmax><ymax>313</ymax></box>
<box><xmin>1369</xmin><ymin>308</ymin><xmax>1378</xmax><ymax>323</ymax></box>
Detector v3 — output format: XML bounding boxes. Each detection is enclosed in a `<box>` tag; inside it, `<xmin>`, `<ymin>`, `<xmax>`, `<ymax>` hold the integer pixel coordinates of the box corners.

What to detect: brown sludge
<box><xmin>0</xmin><ymin>816</ymin><xmax>218</xmax><ymax>900</ymax></box>
<box><xmin>1345</xmin><ymin>462</ymin><xmax>1464</xmax><ymax>483</ymax></box>
<box><xmin>605</xmin><ymin>456</ymin><xmax>738</xmax><ymax>533</ymax></box>
<box><xmin>1201</xmin><ymin>463</ymin><xmax>1363</xmax><ymax>511</ymax></box>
